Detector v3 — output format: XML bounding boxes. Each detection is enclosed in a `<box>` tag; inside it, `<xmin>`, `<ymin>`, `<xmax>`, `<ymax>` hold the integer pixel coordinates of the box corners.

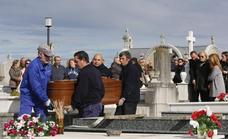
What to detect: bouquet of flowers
<box><xmin>188</xmin><ymin>106</ymin><xmax>222</xmax><ymax>138</ymax></box>
<box><xmin>3</xmin><ymin>114</ymin><xmax>58</xmax><ymax>138</ymax></box>
<box><xmin>215</xmin><ymin>92</ymin><xmax>228</xmax><ymax>101</ymax></box>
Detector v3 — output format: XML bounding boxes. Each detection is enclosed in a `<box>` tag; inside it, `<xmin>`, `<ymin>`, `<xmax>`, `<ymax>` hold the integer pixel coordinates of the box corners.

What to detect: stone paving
<box><xmin>34</xmin><ymin>132</ymin><xmax>225</xmax><ymax>139</ymax></box>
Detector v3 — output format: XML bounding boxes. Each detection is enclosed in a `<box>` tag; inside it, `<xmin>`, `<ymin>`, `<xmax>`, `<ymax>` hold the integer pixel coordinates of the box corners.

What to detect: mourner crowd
<box><xmin>8</xmin><ymin>44</ymin><xmax>142</xmax><ymax>120</ymax></box>
<box><xmin>172</xmin><ymin>51</ymin><xmax>228</xmax><ymax>102</ymax></box>
<box><xmin>8</xmin><ymin>43</ymin><xmax>228</xmax><ymax>120</ymax></box>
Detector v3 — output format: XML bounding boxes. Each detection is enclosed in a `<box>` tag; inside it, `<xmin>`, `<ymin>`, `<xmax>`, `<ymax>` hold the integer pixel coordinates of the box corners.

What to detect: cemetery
<box><xmin>0</xmin><ymin>31</ymin><xmax>227</xmax><ymax>139</ymax></box>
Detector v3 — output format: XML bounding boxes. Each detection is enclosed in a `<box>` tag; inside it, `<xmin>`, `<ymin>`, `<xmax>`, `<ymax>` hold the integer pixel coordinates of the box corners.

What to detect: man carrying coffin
<box><xmin>72</xmin><ymin>51</ymin><xmax>104</xmax><ymax>118</ymax></box>
<box><xmin>115</xmin><ymin>51</ymin><xmax>141</xmax><ymax>115</ymax></box>
<box><xmin>19</xmin><ymin>44</ymin><xmax>54</xmax><ymax>121</ymax></box>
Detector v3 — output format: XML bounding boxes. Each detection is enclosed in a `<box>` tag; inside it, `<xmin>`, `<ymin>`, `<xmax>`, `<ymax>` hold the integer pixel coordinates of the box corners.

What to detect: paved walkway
<box><xmin>38</xmin><ymin>132</ymin><xmax>196</xmax><ymax>139</ymax></box>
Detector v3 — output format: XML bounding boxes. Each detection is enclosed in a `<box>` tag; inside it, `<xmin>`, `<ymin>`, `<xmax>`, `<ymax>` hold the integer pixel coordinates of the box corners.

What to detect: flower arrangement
<box><xmin>3</xmin><ymin>114</ymin><xmax>58</xmax><ymax>138</ymax></box>
<box><xmin>188</xmin><ymin>106</ymin><xmax>222</xmax><ymax>138</ymax></box>
<box><xmin>215</xmin><ymin>92</ymin><xmax>228</xmax><ymax>101</ymax></box>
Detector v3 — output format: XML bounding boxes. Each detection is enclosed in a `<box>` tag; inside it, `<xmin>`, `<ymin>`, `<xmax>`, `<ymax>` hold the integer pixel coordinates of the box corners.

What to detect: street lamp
<box><xmin>45</xmin><ymin>17</ymin><xmax>52</xmax><ymax>48</ymax></box>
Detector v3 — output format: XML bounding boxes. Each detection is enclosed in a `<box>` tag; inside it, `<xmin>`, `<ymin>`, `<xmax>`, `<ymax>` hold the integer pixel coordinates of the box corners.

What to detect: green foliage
<box><xmin>10</xmin><ymin>90</ymin><xmax>20</xmax><ymax>96</ymax></box>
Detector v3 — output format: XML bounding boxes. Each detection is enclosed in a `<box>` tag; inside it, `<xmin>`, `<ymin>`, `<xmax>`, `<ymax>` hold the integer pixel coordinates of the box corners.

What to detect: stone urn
<box><xmin>170</xmin><ymin>72</ymin><xmax>175</xmax><ymax>83</ymax></box>
<box><xmin>180</xmin><ymin>72</ymin><xmax>187</xmax><ymax>83</ymax></box>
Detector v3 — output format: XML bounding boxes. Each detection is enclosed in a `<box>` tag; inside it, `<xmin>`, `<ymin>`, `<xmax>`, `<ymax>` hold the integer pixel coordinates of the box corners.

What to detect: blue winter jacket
<box><xmin>20</xmin><ymin>57</ymin><xmax>52</xmax><ymax>106</ymax></box>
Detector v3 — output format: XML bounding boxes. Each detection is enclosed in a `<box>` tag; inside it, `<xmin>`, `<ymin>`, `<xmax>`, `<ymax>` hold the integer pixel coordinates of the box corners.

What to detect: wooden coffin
<box><xmin>48</xmin><ymin>80</ymin><xmax>75</xmax><ymax>106</ymax></box>
<box><xmin>48</xmin><ymin>78</ymin><xmax>122</xmax><ymax>106</ymax></box>
<box><xmin>101</xmin><ymin>78</ymin><xmax>122</xmax><ymax>105</ymax></box>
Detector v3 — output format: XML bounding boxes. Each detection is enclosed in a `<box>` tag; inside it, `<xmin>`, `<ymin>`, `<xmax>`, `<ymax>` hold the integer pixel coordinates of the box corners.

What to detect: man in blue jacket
<box><xmin>19</xmin><ymin>44</ymin><xmax>54</xmax><ymax>121</ymax></box>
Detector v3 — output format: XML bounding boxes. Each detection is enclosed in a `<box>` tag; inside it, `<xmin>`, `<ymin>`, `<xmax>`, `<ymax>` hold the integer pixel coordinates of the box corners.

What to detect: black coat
<box><xmin>189</xmin><ymin>59</ymin><xmax>200</xmax><ymax>82</ymax></box>
<box><xmin>173</xmin><ymin>64</ymin><xmax>185</xmax><ymax>83</ymax></box>
<box><xmin>72</xmin><ymin>64</ymin><xmax>104</xmax><ymax>109</ymax></box>
<box><xmin>110</xmin><ymin>62</ymin><xmax>122</xmax><ymax>80</ymax></box>
<box><xmin>221</xmin><ymin>60</ymin><xmax>228</xmax><ymax>92</ymax></box>
<box><xmin>93</xmin><ymin>63</ymin><xmax>112</xmax><ymax>77</ymax></box>
<box><xmin>120</xmin><ymin>62</ymin><xmax>141</xmax><ymax>103</ymax></box>
<box><xmin>195</xmin><ymin>60</ymin><xmax>211</xmax><ymax>92</ymax></box>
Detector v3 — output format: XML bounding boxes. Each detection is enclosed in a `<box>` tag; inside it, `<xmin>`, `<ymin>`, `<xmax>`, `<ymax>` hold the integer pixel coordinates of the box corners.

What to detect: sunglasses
<box><xmin>43</xmin><ymin>53</ymin><xmax>50</xmax><ymax>58</ymax></box>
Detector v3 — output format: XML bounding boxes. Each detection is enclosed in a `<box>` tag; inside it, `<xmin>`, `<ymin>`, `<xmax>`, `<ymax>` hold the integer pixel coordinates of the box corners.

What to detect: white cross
<box><xmin>186</xmin><ymin>31</ymin><xmax>195</xmax><ymax>57</ymax></box>
<box><xmin>186</xmin><ymin>31</ymin><xmax>195</xmax><ymax>43</ymax></box>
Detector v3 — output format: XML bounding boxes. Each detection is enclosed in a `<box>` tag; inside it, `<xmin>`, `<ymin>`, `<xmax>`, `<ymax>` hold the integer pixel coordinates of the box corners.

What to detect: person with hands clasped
<box><xmin>115</xmin><ymin>51</ymin><xmax>141</xmax><ymax>115</ymax></box>
<box><xmin>19</xmin><ymin>44</ymin><xmax>54</xmax><ymax>121</ymax></box>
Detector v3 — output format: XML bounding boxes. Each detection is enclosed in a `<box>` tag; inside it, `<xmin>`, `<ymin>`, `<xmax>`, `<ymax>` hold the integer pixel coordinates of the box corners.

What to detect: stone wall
<box><xmin>0</xmin><ymin>60</ymin><xmax>12</xmax><ymax>86</ymax></box>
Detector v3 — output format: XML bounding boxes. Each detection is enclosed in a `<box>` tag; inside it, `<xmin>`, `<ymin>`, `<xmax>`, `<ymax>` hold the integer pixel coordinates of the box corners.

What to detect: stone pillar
<box><xmin>154</xmin><ymin>46</ymin><xmax>171</xmax><ymax>83</ymax></box>
<box><xmin>0</xmin><ymin>60</ymin><xmax>12</xmax><ymax>86</ymax></box>
<box><xmin>143</xmin><ymin>45</ymin><xmax>177</xmax><ymax>117</ymax></box>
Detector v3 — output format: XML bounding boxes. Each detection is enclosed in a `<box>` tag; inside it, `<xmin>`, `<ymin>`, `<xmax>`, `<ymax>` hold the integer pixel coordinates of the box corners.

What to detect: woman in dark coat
<box><xmin>173</xmin><ymin>58</ymin><xmax>185</xmax><ymax>84</ymax></box>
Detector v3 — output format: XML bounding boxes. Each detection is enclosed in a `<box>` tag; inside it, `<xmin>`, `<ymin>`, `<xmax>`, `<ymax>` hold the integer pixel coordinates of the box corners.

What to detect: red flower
<box><xmin>28</xmin><ymin>121</ymin><xmax>35</xmax><ymax>127</ymax></box>
<box><xmin>37</xmin><ymin>127</ymin><xmax>44</xmax><ymax>132</ymax></box>
<box><xmin>19</xmin><ymin>130</ymin><xmax>28</xmax><ymax>136</ymax></box>
<box><xmin>198</xmin><ymin>110</ymin><xmax>206</xmax><ymax>117</ymax></box>
<box><xmin>3</xmin><ymin>123</ymin><xmax>10</xmax><ymax>129</ymax></box>
<box><xmin>210</xmin><ymin>113</ymin><xmax>218</xmax><ymax>122</ymax></box>
<box><xmin>191</xmin><ymin>111</ymin><xmax>199</xmax><ymax>120</ymax></box>
<box><xmin>188</xmin><ymin>129</ymin><xmax>193</xmax><ymax>136</ymax></box>
<box><xmin>217</xmin><ymin>92</ymin><xmax>226</xmax><ymax>101</ymax></box>
<box><xmin>52</xmin><ymin>126</ymin><xmax>58</xmax><ymax>132</ymax></box>
<box><xmin>49</xmin><ymin>129</ymin><xmax>58</xmax><ymax>136</ymax></box>
<box><xmin>215</xmin><ymin>121</ymin><xmax>222</xmax><ymax>128</ymax></box>
<box><xmin>9</xmin><ymin>129</ymin><xmax>17</xmax><ymax>135</ymax></box>
<box><xmin>9</xmin><ymin>119</ymin><xmax>14</xmax><ymax>125</ymax></box>
<box><xmin>23</xmin><ymin>115</ymin><xmax>29</xmax><ymax>121</ymax></box>
<box><xmin>207</xmin><ymin>130</ymin><xmax>214</xmax><ymax>137</ymax></box>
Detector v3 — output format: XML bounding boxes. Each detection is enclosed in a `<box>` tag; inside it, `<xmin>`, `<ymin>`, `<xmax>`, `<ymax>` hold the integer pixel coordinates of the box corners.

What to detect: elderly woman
<box><xmin>194</xmin><ymin>51</ymin><xmax>211</xmax><ymax>102</ymax></box>
<box><xmin>208</xmin><ymin>54</ymin><xmax>226</xmax><ymax>101</ymax></box>
<box><xmin>9</xmin><ymin>59</ymin><xmax>22</xmax><ymax>92</ymax></box>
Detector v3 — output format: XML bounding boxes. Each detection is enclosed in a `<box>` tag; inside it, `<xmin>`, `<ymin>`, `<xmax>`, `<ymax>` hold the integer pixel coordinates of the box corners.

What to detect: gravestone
<box><xmin>144</xmin><ymin>44</ymin><xmax>177</xmax><ymax>117</ymax></box>
<box><xmin>0</xmin><ymin>59</ymin><xmax>12</xmax><ymax>86</ymax></box>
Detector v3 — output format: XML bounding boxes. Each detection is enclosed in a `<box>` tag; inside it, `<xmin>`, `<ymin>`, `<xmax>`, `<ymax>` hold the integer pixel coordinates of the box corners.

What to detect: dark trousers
<box><xmin>199</xmin><ymin>90</ymin><xmax>209</xmax><ymax>102</ymax></box>
<box><xmin>79</xmin><ymin>103</ymin><xmax>102</xmax><ymax>118</ymax></box>
<box><xmin>114</xmin><ymin>102</ymin><xmax>137</xmax><ymax>115</ymax></box>
<box><xmin>189</xmin><ymin>83</ymin><xmax>198</xmax><ymax>102</ymax></box>
<box><xmin>209</xmin><ymin>97</ymin><xmax>216</xmax><ymax>101</ymax></box>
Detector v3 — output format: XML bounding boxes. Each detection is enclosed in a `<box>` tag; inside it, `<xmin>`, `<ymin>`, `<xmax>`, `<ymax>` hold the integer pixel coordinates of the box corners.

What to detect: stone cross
<box><xmin>186</xmin><ymin>31</ymin><xmax>195</xmax><ymax>57</ymax></box>
<box><xmin>160</xmin><ymin>33</ymin><xmax>165</xmax><ymax>45</ymax></box>
<box><xmin>211</xmin><ymin>36</ymin><xmax>215</xmax><ymax>45</ymax></box>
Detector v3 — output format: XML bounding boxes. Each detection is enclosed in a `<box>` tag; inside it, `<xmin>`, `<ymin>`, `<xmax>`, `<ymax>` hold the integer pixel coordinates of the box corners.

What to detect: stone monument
<box><xmin>143</xmin><ymin>34</ymin><xmax>177</xmax><ymax>117</ymax></box>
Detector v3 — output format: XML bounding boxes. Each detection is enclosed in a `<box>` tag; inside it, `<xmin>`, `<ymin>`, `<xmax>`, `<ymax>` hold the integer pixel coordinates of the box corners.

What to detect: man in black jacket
<box><xmin>72</xmin><ymin>51</ymin><xmax>104</xmax><ymax>118</ymax></box>
<box><xmin>115</xmin><ymin>51</ymin><xmax>141</xmax><ymax>115</ymax></box>
<box><xmin>188</xmin><ymin>51</ymin><xmax>199</xmax><ymax>102</ymax></box>
<box><xmin>92</xmin><ymin>53</ymin><xmax>112</xmax><ymax>77</ymax></box>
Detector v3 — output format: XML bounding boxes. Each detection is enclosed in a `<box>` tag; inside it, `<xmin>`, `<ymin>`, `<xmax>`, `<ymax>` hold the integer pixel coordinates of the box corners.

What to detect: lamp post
<box><xmin>45</xmin><ymin>17</ymin><xmax>52</xmax><ymax>49</ymax></box>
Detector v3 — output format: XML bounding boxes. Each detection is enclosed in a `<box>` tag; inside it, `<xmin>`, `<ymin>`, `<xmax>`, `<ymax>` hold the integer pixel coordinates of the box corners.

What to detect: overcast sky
<box><xmin>0</xmin><ymin>0</ymin><xmax>228</xmax><ymax>65</ymax></box>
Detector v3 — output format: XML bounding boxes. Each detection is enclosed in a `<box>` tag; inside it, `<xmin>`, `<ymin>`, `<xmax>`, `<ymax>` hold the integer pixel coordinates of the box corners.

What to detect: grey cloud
<box><xmin>0</xmin><ymin>39</ymin><xmax>13</xmax><ymax>45</ymax></box>
<box><xmin>0</xmin><ymin>0</ymin><xmax>227</xmax><ymax>58</ymax></box>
